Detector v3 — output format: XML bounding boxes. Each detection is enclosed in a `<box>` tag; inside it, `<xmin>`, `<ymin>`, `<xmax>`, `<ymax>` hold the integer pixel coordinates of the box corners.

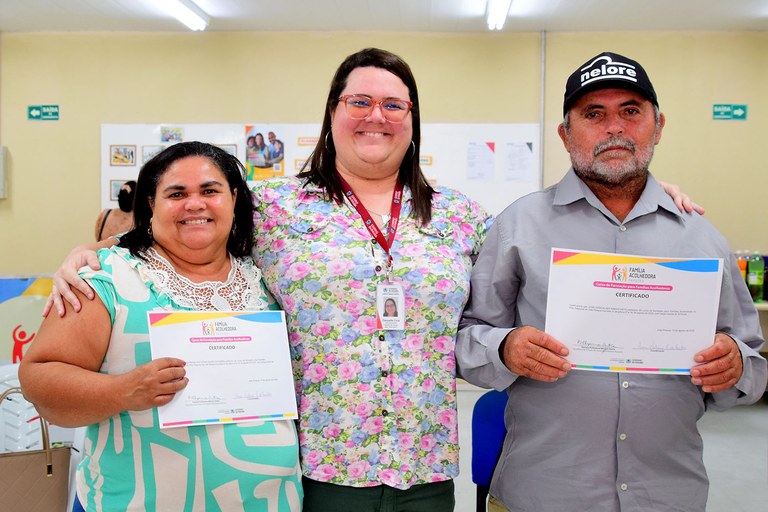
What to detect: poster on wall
<box><xmin>101</xmin><ymin>123</ymin><xmax>540</xmax><ymax>215</ymax></box>
<box><xmin>0</xmin><ymin>277</ymin><xmax>52</xmax><ymax>365</ymax></box>
<box><xmin>244</xmin><ymin>127</ymin><xmax>286</xmax><ymax>180</ymax></box>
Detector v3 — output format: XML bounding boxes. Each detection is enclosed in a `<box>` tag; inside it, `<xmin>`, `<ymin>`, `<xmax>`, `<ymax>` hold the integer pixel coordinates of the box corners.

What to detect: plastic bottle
<box><xmin>764</xmin><ymin>255</ymin><xmax>768</xmax><ymax>301</ymax></box>
<box><xmin>735</xmin><ymin>250</ymin><xmax>748</xmax><ymax>282</ymax></box>
<box><xmin>746</xmin><ymin>252</ymin><xmax>765</xmax><ymax>302</ymax></box>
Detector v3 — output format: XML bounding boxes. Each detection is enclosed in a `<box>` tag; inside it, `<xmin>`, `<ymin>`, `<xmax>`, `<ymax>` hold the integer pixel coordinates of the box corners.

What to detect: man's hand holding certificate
<box><xmin>544</xmin><ymin>249</ymin><xmax>723</xmax><ymax>374</ymax></box>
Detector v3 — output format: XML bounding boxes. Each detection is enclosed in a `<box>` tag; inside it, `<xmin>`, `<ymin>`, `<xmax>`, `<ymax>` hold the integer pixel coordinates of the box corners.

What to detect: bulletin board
<box><xmin>101</xmin><ymin>123</ymin><xmax>541</xmax><ymax>215</ymax></box>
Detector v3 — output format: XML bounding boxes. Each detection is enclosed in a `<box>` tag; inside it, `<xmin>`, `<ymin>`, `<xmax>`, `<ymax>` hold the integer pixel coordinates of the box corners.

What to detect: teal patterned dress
<box><xmin>76</xmin><ymin>246</ymin><xmax>302</xmax><ymax>511</ymax></box>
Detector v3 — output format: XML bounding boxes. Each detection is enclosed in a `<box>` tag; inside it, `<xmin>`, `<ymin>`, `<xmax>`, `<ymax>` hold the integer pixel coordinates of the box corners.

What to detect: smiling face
<box><xmin>384</xmin><ymin>298</ymin><xmax>397</xmax><ymax>317</ymax></box>
<box><xmin>330</xmin><ymin>66</ymin><xmax>413</xmax><ymax>180</ymax></box>
<box><xmin>149</xmin><ymin>155</ymin><xmax>236</xmax><ymax>260</ymax></box>
<box><xmin>558</xmin><ymin>88</ymin><xmax>665</xmax><ymax>186</ymax></box>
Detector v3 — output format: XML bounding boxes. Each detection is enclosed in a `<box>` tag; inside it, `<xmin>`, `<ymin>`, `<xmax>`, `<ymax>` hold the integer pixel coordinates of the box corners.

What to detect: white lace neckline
<box><xmin>138</xmin><ymin>247</ymin><xmax>267</xmax><ymax>312</ymax></box>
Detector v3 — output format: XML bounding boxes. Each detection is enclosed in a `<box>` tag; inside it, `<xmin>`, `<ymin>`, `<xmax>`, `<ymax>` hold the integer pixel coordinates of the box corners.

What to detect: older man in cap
<box><xmin>456</xmin><ymin>51</ymin><xmax>766</xmax><ymax>512</ymax></box>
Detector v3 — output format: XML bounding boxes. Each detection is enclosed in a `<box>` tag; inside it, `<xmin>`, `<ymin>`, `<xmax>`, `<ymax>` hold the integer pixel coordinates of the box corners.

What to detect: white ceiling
<box><xmin>1</xmin><ymin>0</ymin><xmax>768</xmax><ymax>33</ymax></box>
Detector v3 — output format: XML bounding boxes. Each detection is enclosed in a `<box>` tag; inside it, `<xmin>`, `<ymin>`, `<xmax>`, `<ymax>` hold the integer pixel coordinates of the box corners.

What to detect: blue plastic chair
<box><xmin>471</xmin><ymin>389</ymin><xmax>509</xmax><ymax>512</ymax></box>
<box><xmin>72</xmin><ymin>495</ymin><xmax>86</xmax><ymax>512</ymax></box>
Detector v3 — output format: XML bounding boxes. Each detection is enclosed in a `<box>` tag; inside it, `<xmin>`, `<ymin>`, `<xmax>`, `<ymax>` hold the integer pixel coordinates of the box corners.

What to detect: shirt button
<box><xmin>371</xmin><ymin>238</ymin><xmax>377</xmax><ymax>244</ymax></box>
<box><xmin>382</xmin><ymin>370</ymin><xmax>388</xmax><ymax>377</ymax></box>
<box><xmin>307</xmin><ymin>226</ymin><xmax>315</xmax><ymax>232</ymax></box>
<box><xmin>619</xmin><ymin>225</ymin><xmax>627</xmax><ymax>232</ymax></box>
<box><xmin>382</xmin><ymin>410</ymin><xmax>389</xmax><ymax>417</ymax></box>
<box><xmin>619</xmin><ymin>433</ymin><xmax>627</xmax><ymax>441</ymax></box>
<box><xmin>379</xmin><ymin>335</ymin><xmax>385</xmax><ymax>341</ymax></box>
<box><xmin>622</xmin><ymin>381</ymin><xmax>629</xmax><ymax>388</ymax></box>
<box><xmin>375</xmin><ymin>265</ymin><xmax>382</xmax><ymax>272</ymax></box>
<box><xmin>620</xmin><ymin>483</ymin><xmax>628</xmax><ymax>491</ymax></box>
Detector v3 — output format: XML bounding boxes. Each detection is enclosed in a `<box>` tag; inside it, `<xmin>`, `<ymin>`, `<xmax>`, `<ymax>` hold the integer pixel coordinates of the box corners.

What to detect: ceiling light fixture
<box><xmin>486</xmin><ymin>0</ymin><xmax>513</xmax><ymax>30</ymax></box>
<box><xmin>157</xmin><ymin>0</ymin><xmax>210</xmax><ymax>31</ymax></box>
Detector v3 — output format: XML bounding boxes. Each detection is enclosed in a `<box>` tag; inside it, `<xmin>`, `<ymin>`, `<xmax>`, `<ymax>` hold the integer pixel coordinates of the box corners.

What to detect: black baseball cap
<box><xmin>563</xmin><ymin>51</ymin><xmax>658</xmax><ymax>115</ymax></box>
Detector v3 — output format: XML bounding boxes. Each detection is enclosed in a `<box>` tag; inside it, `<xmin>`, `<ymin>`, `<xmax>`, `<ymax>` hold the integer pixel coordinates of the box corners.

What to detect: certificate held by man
<box><xmin>545</xmin><ymin>249</ymin><xmax>723</xmax><ymax>374</ymax></box>
<box><xmin>148</xmin><ymin>310</ymin><xmax>298</xmax><ymax>429</ymax></box>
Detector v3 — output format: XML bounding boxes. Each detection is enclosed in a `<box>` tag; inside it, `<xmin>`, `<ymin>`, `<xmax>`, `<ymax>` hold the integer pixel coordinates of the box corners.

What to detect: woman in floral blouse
<box><xmin>250</xmin><ymin>48</ymin><xmax>492</xmax><ymax>510</ymax></box>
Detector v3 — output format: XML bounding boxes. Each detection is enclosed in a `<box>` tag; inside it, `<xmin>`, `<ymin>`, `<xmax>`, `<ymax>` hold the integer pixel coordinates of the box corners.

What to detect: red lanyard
<box><xmin>339</xmin><ymin>175</ymin><xmax>403</xmax><ymax>278</ymax></box>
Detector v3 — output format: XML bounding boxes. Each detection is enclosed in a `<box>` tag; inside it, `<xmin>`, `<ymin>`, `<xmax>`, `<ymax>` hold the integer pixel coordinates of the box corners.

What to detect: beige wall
<box><xmin>0</xmin><ymin>30</ymin><xmax>765</xmax><ymax>273</ymax></box>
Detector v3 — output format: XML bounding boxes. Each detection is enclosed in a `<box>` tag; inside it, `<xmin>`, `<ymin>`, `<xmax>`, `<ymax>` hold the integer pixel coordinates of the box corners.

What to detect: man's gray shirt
<box><xmin>456</xmin><ymin>169</ymin><xmax>766</xmax><ymax>512</ymax></box>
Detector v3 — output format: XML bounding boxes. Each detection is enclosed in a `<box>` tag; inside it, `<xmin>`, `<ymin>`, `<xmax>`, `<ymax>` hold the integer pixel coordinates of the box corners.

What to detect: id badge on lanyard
<box><xmin>376</xmin><ymin>284</ymin><xmax>405</xmax><ymax>331</ymax></box>
<box><xmin>340</xmin><ymin>176</ymin><xmax>406</xmax><ymax>331</ymax></box>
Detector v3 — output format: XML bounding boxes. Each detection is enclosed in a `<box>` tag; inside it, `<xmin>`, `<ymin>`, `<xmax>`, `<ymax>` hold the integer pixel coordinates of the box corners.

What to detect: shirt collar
<box><xmin>553</xmin><ymin>168</ymin><xmax>684</xmax><ymax>222</ymax></box>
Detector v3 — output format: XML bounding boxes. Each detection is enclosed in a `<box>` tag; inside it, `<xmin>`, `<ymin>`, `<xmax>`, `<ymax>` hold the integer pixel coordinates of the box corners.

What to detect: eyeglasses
<box><xmin>338</xmin><ymin>94</ymin><xmax>413</xmax><ymax>123</ymax></box>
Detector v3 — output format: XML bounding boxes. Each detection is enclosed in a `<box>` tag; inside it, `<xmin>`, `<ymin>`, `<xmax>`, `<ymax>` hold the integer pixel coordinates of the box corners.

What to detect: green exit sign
<box><xmin>28</xmin><ymin>105</ymin><xmax>60</xmax><ymax>121</ymax></box>
<box><xmin>713</xmin><ymin>104</ymin><xmax>747</xmax><ymax>120</ymax></box>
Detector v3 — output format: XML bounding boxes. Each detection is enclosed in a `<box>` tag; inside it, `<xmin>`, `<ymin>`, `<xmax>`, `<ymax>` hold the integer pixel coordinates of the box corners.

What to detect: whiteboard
<box><xmin>101</xmin><ymin>123</ymin><xmax>540</xmax><ymax>216</ymax></box>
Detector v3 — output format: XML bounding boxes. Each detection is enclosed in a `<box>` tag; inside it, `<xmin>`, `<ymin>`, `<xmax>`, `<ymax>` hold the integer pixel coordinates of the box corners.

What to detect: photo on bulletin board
<box><xmin>161</xmin><ymin>126</ymin><xmax>183</xmax><ymax>143</ymax></box>
<box><xmin>110</xmin><ymin>145</ymin><xmax>136</xmax><ymax>166</ymax></box>
<box><xmin>142</xmin><ymin>145</ymin><xmax>164</xmax><ymax>163</ymax></box>
<box><xmin>109</xmin><ymin>179</ymin><xmax>126</xmax><ymax>200</ymax></box>
<box><xmin>244</xmin><ymin>126</ymin><xmax>285</xmax><ymax>181</ymax></box>
<box><xmin>217</xmin><ymin>144</ymin><xmax>237</xmax><ymax>156</ymax></box>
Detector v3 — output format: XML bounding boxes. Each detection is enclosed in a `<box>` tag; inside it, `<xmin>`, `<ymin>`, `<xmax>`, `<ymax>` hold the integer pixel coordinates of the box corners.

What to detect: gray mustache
<box><xmin>594</xmin><ymin>138</ymin><xmax>636</xmax><ymax>156</ymax></box>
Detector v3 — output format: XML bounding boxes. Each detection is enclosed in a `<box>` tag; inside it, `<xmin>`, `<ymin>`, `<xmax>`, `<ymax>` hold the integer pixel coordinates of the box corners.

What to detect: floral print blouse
<box><xmin>251</xmin><ymin>176</ymin><xmax>491</xmax><ymax>490</ymax></box>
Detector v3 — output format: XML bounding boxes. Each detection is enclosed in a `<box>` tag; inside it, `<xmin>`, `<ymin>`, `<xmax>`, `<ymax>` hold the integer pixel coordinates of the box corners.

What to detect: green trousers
<box><xmin>302</xmin><ymin>477</ymin><xmax>455</xmax><ymax>512</ymax></box>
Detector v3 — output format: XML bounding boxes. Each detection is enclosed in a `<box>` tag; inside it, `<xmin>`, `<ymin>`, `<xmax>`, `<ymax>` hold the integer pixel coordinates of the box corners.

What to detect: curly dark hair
<box><xmin>297</xmin><ymin>47</ymin><xmax>435</xmax><ymax>225</ymax></box>
<box><xmin>119</xmin><ymin>141</ymin><xmax>254</xmax><ymax>259</ymax></box>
